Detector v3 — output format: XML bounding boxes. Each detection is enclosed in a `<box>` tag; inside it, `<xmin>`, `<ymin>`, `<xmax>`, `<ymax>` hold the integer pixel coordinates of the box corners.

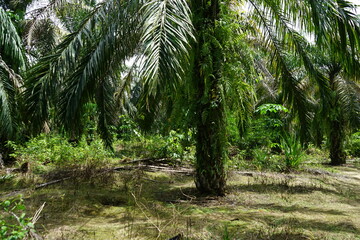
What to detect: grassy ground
<box><xmin>1</xmin><ymin>159</ymin><xmax>360</xmax><ymax>240</ymax></box>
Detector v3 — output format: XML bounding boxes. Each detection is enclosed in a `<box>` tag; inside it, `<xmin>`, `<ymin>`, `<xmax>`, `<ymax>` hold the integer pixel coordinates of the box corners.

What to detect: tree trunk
<box><xmin>0</xmin><ymin>139</ymin><xmax>14</xmax><ymax>165</ymax></box>
<box><xmin>192</xmin><ymin>0</ymin><xmax>227</xmax><ymax>195</ymax></box>
<box><xmin>194</xmin><ymin>85</ymin><xmax>227</xmax><ymax>195</ymax></box>
<box><xmin>329</xmin><ymin>119</ymin><xmax>346</xmax><ymax>165</ymax></box>
<box><xmin>314</xmin><ymin>127</ymin><xmax>323</xmax><ymax>148</ymax></box>
<box><xmin>328</xmin><ymin>64</ymin><xmax>346</xmax><ymax>165</ymax></box>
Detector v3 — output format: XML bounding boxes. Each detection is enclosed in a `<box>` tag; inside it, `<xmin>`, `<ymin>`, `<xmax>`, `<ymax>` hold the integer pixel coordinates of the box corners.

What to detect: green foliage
<box><xmin>281</xmin><ymin>135</ymin><xmax>304</xmax><ymax>170</ymax></box>
<box><xmin>229</xmin><ymin>147</ymin><xmax>283</xmax><ymax>171</ymax></box>
<box><xmin>56</xmin><ymin>0</ymin><xmax>96</xmax><ymax>32</ymax></box>
<box><xmin>9</xmin><ymin>134</ymin><xmax>111</xmax><ymax>169</ymax></box>
<box><xmin>256</xmin><ymin>104</ymin><xmax>289</xmax><ymax>115</ymax></box>
<box><xmin>6</xmin><ymin>0</ymin><xmax>360</xmax><ymax>195</ymax></box>
<box><xmin>114</xmin><ymin>115</ymin><xmax>141</xmax><ymax>141</ymax></box>
<box><xmin>0</xmin><ymin>174</ymin><xmax>14</xmax><ymax>184</ymax></box>
<box><xmin>0</xmin><ymin>8</ymin><xmax>26</xmax><ymax>141</ymax></box>
<box><xmin>252</xmin><ymin>148</ymin><xmax>271</xmax><ymax>170</ymax></box>
<box><xmin>0</xmin><ymin>197</ymin><xmax>35</xmax><ymax>240</ymax></box>
<box><xmin>346</xmin><ymin>132</ymin><xmax>360</xmax><ymax>157</ymax></box>
<box><xmin>231</xmin><ymin>134</ymin><xmax>304</xmax><ymax>172</ymax></box>
<box><xmin>227</xmin><ymin>113</ymin><xmax>241</xmax><ymax>145</ymax></box>
<box><xmin>239</xmin><ymin>104</ymin><xmax>289</xmax><ymax>150</ymax></box>
<box><xmin>157</xmin><ymin>130</ymin><xmax>192</xmax><ymax>159</ymax></box>
<box><xmin>216</xmin><ymin>5</ymin><xmax>257</xmax><ymax>141</ymax></box>
<box><xmin>4</xmin><ymin>10</ymin><xmax>25</xmax><ymax>25</ymax></box>
<box><xmin>113</xmin><ymin>116</ymin><xmax>194</xmax><ymax>161</ymax></box>
<box><xmin>222</xmin><ymin>225</ymin><xmax>230</xmax><ymax>240</ymax></box>
<box><xmin>251</xmin><ymin>149</ymin><xmax>284</xmax><ymax>171</ymax></box>
<box><xmin>116</xmin><ymin>130</ymin><xmax>194</xmax><ymax>162</ymax></box>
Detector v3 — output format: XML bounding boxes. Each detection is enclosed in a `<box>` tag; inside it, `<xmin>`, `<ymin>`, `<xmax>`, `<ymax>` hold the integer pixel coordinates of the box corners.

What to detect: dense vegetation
<box><xmin>1</xmin><ymin>0</ymin><xmax>360</xmax><ymax>239</ymax></box>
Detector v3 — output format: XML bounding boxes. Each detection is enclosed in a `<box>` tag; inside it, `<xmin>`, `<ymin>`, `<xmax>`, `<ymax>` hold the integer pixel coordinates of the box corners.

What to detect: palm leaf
<box><xmin>248</xmin><ymin>0</ymin><xmax>313</xmax><ymax>142</ymax></box>
<box><xmin>0</xmin><ymin>64</ymin><xmax>18</xmax><ymax>138</ymax></box>
<box><xmin>139</xmin><ymin>0</ymin><xmax>194</xmax><ymax>97</ymax></box>
<box><xmin>23</xmin><ymin>2</ymin><xmax>112</xmax><ymax>134</ymax></box>
<box><xmin>0</xmin><ymin>8</ymin><xmax>26</xmax><ymax>71</ymax></box>
<box><xmin>57</xmin><ymin>0</ymin><xmax>141</xmax><ymax>140</ymax></box>
<box><xmin>0</xmin><ymin>9</ymin><xmax>25</xmax><ymax>139</ymax></box>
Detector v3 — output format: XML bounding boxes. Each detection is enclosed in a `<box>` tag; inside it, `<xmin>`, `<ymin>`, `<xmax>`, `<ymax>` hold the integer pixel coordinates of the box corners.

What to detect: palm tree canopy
<box><xmin>22</xmin><ymin>0</ymin><xmax>360</xmax><ymax>146</ymax></box>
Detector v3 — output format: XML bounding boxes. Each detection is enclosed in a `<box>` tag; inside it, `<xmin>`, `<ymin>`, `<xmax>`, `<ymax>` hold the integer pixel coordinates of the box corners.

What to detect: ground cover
<box><xmin>1</xmin><ymin>158</ymin><xmax>360</xmax><ymax>240</ymax></box>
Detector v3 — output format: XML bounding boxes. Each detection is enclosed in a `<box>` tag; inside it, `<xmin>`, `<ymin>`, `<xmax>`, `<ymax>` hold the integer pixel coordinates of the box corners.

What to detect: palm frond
<box><xmin>23</xmin><ymin>54</ymin><xmax>56</xmax><ymax>133</ymax></box>
<box><xmin>221</xmin><ymin>19</ymin><xmax>258</xmax><ymax>137</ymax></box>
<box><xmin>114</xmin><ymin>63</ymin><xmax>139</xmax><ymax>117</ymax></box>
<box><xmin>95</xmin><ymin>75</ymin><xmax>117</xmax><ymax>149</ymax></box>
<box><xmin>57</xmin><ymin>0</ymin><xmax>141</xmax><ymax>139</ymax></box>
<box><xmin>24</xmin><ymin>0</ymin><xmax>68</xmax><ymax>46</ymax></box>
<box><xmin>254</xmin><ymin>58</ymin><xmax>278</xmax><ymax>104</ymax></box>
<box><xmin>0</xmin><ymin>57</ymin><xmax>22</xmax><ymax>138</ymax></box>
<box><xmin>139</xmin><ymin>0</ymin><xmax>194</xmax><ymax>97</ymax></box>
<box><xmin>0</xmin><ymin>8</ymin><xmax>26</xmax><ymax>71</ymax></box>
<box><xmin>23</xmin><ymin>2</ymin><xmax>110</xmax><ymax>134</ymax></box>
<box><xmin>0</xmin><ymin>9</ymin><xmax>25</xmax><ymax>139</ymax></box>
<box><xmin>337</xmin><ymin>78</ymin><xmax>360</xmax><ymax>129</ymax></box>
<box><xmin>0</xmin><ymin>66</ymin><xmax>17</xmax><ymax>139</ymax></box>
<box><xmin>248</xmin><ymin>0</ymin><xmax>313</xmax><ymax>143</ymax></box>
<box><xmin>24</xmin><ymin>18</ymin><xmax>58</xmax><ymax>57</ymax></box>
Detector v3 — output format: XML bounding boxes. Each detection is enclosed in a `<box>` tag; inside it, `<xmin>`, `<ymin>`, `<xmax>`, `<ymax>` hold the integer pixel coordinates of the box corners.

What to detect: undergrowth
<box><xmin>114</xmin><ymin>131</ymin><xmax>195</xmax><ymax>163</ymax></box>
<box><xmin>0</xmin><ymin>196</ymin><xmax>39</xmax><ymax>240</ymax></box>
<box><xmin>8</xmin><ymin>134</ymin><xmax>112</xmax><ymax>173</ymax></box>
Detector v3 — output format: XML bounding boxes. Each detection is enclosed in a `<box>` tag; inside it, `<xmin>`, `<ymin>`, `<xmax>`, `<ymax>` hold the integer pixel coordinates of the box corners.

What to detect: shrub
<box><xmin>157</xmin><ymin>130</ymin><xmax>191</xmax><ymax>159</ymax></box>
<box><xmin>346</xmin><ymin>132</ymin><xmax>360</xmax><ymax>157</ymax></box>
<box><xmin>0</xmin><ymin>174</ymin><xmax>15</xmax><ymax>184</ymax></box>
<box><xmin>230</xmin><ymin>148</ymin><xmax>283</xmax><ymax>171</ymax></box>
<box><xmin>238</xmin><ymin>104</ymin><xmax>289</xmax><ymax>152</ymax></box>
<box><xmin>0</xmin><ymin>197</ymin><xmax>37</xmax><ymax>240</ymax></box>
<box><xmin>114</xmin><ymin>115</ymin><xmax>141</xmax><ymax>141</ymax></box>
<box><xmin>9</xmin><ymin>134</ymin><xmax>112</xmax><ymax>169</ymax></box>
<box><xmin>281</xmin><ymin>134</ymin><xmax>304</xmax><ymax>170</ymax></box>
<box><xmin>115</xmin><ymin>130</ymin><xmax>195</xmax><ymax>163</ymax></box>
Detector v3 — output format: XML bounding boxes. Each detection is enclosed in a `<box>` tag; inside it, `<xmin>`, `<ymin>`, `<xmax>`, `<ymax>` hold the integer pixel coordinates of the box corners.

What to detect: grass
<box><xmin>1</xmin><ymin>162</ymin><xmax>360</xmax><ymax>240</ymax></box>
<box><xmin>1</xmin><ymin>139</ymin><xmax>360</xmax><ymax>240</ymax></box>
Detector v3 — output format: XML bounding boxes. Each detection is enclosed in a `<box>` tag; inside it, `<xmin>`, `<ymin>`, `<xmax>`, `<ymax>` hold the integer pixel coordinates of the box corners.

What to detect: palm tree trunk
<box><xmin>194</xmin><ymin>80</ymin><xmax>227</xmax><ymax>195</ymax></box>
<box><xmin>314</xmin><ymin>127</ymin><xmax>324</xmax><ymax>148</ymax></box>
<box><xmin>192</xmin><ymin>0</ymin><xmax>227</xmax><ymax>195</ymax></box>
<box><xmin>328</xmin><ymin>64</ymin><xmax>346</xmax><ymax>165</ymax></box>
<box><xmin>329</xmin><ymin>119</ymin><xmax>346</xmax><ymax>165</ymax></box>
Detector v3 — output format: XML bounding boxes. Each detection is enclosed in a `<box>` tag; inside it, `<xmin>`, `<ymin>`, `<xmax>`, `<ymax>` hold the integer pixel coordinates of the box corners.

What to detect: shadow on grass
<box><xmin>229</xmin><ymin>180</ymin><xmax>341</xmax><ymax>195</ymax></box>
<box><xmin>14</xmin><ymin>167</ymin><xmax>360</xmax><ymax>240</ymax></box>
<box><xmin>249</xmin><ymin>213</ymin><xmax>359</xmax><ymax>235</ymax></box>
<box><xmin>253</xmin><ymin>203</ymin><xmax>346</xmax><ymax>216</ymax></box>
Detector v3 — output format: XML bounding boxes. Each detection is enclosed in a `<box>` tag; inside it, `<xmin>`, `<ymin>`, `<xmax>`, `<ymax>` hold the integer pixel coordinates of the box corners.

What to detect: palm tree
<box><xmin>0</xmin><ymin>8</ymin><xmax>27</xmax><ymax>141</ymax></box>
<box><xmin>0</xmin><ymin>8</ymin><xmax>28</xmax><ymax>163</ymax></box>
<box><xmin>24</xmin><ymin>0</ymin><xmax>360</xmax><ymax>195</ymax></box>
<box><xmin>23</xmin><ymin>0</ymin><xmax>99</xmax><ymax>58</ymax></box>
<box><xmin>255</xmin><ymin>45</ymin><xmax>360</xmax><ymax>165</ymax></box>
<box><xmin>312</xmin><ymin>59</ymin><xmax>360</xmax><ymax>165</ymax></box>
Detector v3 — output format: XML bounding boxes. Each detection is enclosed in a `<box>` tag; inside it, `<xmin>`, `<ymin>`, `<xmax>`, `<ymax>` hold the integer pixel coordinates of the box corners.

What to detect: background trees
<box><xmin>314</xmin><ymin>58</ymin><xmax>360</xmax><ymax>165</ymax></box>
<box><xmin>1</xmin><ymin>0</ymin><xmax>360</xmax><ymax>195</ymax></box>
